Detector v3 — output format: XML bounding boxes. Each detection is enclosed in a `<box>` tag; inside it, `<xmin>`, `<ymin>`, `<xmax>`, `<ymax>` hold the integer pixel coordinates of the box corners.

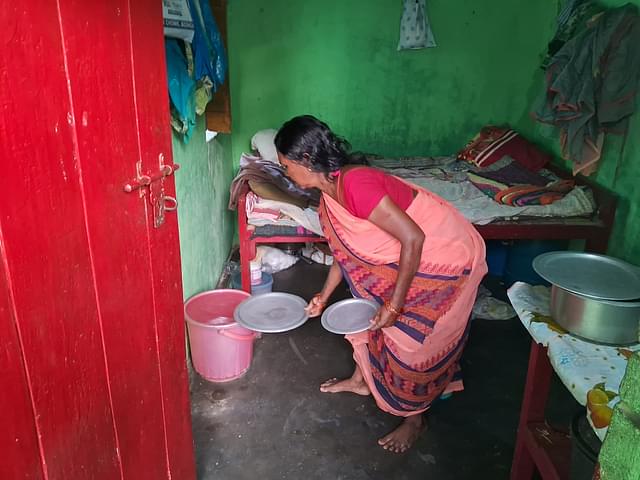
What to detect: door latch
<box><xmin>123</xmin><ymin>155</ymin><xmax>180</xmax><ymax>228</ymax></box>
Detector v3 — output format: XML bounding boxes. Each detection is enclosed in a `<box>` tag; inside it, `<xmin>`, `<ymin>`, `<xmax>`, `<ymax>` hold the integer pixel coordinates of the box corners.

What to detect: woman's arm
<box><xmin>318</xmin><ymin>261</ymin><xmax>343</xmax><ymax>302</ymax></box>
<box><xmin>305</xmin><ymin>261</ymin><xmax>343</xmax><ymax>317</ymax></box>
<box><xmin>367</xmin><ymin>195</ymin><xmax>425</xmax><ymax>330</ymax></box>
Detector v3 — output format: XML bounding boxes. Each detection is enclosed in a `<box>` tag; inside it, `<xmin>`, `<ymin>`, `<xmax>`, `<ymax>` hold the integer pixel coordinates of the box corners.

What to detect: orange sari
<box><xmin>319</xmin><ymin>178</ymin><xmax>487</xmax><ymax>417</ymax></box>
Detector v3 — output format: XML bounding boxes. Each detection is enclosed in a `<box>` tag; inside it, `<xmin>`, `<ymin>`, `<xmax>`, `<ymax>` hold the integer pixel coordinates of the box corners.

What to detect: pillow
<box><xmin>458</xmin><ymin>126</ymin><xmax>551</xmax><ymax>172</ymax></box>
<box><xmin>251</xmin><ymin>129</ymin><xmax>279</xmax><ymax>164</ymax></box>
<box><xmin>248</xmin><ymin>180</ymin><xmax>308</xmax><ymax>208</ymax></box>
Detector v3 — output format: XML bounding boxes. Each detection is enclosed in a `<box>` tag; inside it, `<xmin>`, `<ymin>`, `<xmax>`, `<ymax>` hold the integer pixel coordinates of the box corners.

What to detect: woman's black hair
<box><xmin>274</xmin><ymin>115</ymin><xmax>366</xmax><ymax>175</ymax></box>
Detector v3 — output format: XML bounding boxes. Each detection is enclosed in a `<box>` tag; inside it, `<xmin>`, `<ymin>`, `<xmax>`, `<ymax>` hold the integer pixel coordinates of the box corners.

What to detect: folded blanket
<box><xmin>244</xmin><ymin>192</ymin><xmax>323</xmax><ymax>236</ymax></box>
<box><xmin>229</xmin><ymin>154</ymin><xmax>320</xmax><ymax>210</ymax></box>
<box><xmin>245</xmin><ymin>192</ymin><xmax>281</xmax><ymax>221</ymax></box>
<box><xmin>467</xmin><ymin>159</ymin><xmax>575</xmax><ymax>207</ymax></box>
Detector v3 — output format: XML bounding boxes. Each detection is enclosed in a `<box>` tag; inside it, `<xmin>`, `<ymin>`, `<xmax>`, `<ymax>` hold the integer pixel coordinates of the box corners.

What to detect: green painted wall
<box><xmin>516</xmin><ymin>0</ymin><xmax>640</xmax><ymax>265</ymax></box>
<box><xmin>171</xmin><ymin>117</ymin><xmax>235</xmax><ymax>300</ymax></box>
<box><xmin>227</xmin><ymin>0</ymin><xmax>638</xmax><ymax>264</ymax></box>
<box><xmin>227</xmin><ymin>0</ymin><xmax>557</xmax><ymax>162</ymax></box>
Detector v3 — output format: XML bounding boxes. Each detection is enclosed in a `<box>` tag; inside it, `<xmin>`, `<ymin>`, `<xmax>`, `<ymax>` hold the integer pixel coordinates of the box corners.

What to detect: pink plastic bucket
<box><xmin>184</xmin><ymin>289</ymin><xmax>256</xmax><ymax>382</ymax></box>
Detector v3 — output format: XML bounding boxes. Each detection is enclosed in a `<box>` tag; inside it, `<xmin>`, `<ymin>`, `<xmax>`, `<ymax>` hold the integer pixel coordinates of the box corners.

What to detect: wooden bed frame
<box><xmin>236</xmin><ymin>165</ymin><xmax>617</xmax><ymax>292</ymax></box>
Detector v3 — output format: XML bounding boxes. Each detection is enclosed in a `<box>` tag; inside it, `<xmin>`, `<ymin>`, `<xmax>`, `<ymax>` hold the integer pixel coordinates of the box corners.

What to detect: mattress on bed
<box><xmin>244</xmin><ymin>157</ymin><xmax>597</xmax><ymax>235</ymax></box>
<box><xmin>368</xmin><ymin>157</ymin><xmax>596</xmax><ymax>225</ymax></box>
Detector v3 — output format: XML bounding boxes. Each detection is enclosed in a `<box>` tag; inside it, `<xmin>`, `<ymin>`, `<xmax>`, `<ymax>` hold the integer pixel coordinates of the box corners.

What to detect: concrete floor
<box><xmin>190</xmin><ymin>262</ymin><xmax>581</xmax><ymax>480</ymax></box>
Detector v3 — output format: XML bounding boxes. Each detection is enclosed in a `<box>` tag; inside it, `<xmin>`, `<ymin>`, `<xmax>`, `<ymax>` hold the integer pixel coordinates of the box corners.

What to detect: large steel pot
<box><xmin>550</xmin><ymin>285</ymin><xmax>640</xmax><ymax>345</ymax></box>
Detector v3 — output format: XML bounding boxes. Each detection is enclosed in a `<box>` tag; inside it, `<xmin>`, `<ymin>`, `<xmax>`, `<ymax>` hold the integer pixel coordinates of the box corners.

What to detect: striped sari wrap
<box><xmin>319</xmin><ymin>179</ymin><xmax>487</xmax><ymax>417</ymax></box>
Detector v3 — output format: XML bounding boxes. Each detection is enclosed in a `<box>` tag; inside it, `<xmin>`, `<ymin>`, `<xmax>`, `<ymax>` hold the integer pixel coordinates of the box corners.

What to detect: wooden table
<box><xmin>507</xmin><ymin>283</ymin><xmax>638</xmax><ymax>479</ymax></box>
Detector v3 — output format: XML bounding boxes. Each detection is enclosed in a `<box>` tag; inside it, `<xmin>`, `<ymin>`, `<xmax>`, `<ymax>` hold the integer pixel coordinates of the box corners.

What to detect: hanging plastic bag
<box><xmin>189</xmin><ymin>0</ymin><xmax>228</xmax><ymax>90</ymax></box>
<box><xmin>398</xmin><ymin>0</ymin><xmax>437</xmax><ymax>50</ymax></box>
<box><xmin>163</xmin><ymin>0</ymin><xmax>195</xmax><ymax>42</ymax></box>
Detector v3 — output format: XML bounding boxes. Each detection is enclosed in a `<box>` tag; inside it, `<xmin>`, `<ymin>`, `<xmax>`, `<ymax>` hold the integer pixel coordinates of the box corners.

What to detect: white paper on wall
<box><xmin>163</xmin><ymin>0</ymin><xmax>195</xmax><ymax>42</ymax></box>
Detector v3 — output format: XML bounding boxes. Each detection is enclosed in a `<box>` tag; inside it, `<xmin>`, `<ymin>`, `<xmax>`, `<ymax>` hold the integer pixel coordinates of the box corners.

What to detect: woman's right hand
<box><xmin>305</xmin><ymin>295</ymin><xmax>326</xmax><ymax>317</ymax></box>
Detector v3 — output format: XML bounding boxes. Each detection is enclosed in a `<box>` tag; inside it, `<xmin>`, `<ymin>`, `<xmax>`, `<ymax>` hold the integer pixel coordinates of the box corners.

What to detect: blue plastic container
<box><xmin>485</xmin><ymin>240</ymin><xmax>509</xmax><ymax>277</ymax></box>
<box><xmin>231</xmin><ymin>270</ymin><xmax>273</xmax><ymax>295</ymax></box>
<box><xmin>504</xmin><ymin>240</ymin><xmax>568</xmax><ymax>286</ymax></box>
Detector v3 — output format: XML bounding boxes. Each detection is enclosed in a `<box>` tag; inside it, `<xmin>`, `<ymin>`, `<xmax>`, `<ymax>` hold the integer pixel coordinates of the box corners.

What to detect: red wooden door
<box><xmin>0</xmin><ymin>2</ymin><xmax>195</xmax><ymax>479</ymax></box>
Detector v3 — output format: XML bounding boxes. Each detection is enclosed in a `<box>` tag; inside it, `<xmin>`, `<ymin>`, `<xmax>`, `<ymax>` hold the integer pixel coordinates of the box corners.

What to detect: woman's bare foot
<box><xmin>320</xmin><ymin>365</ymin><xmax>370</xmax><ymax>396</ymax></box>
<box><xmin>320</xmin><ymin>377</ymin><xmax>370</xmax><ymax>395</ymax></box>
<box><xmin>378</xmin><ymin>415</ymin><xmax>425</xmax><ymax>453</ymax></box>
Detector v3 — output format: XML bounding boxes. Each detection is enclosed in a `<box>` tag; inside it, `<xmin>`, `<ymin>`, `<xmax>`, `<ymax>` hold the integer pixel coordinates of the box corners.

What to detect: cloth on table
<box><xmin>229</xmin><ymin>153</ymin><xmax>320</xmax><ymax>210</ymax></box>
<box><xmin>534</xmin><ymin>4</ymin><xmax>640</xmax><ymax>175</ymax></box>
<box><xmin>466</xmin><ymin>157</ymin><xmax>575</xmax><ymax>206</ymax></box>
<box><xmin>320</xmin><ymin>172</ymin><xmax>487</xmax><ymax>417</ymax></box>
<box><xmin>245</xmin><ymin>192</ymin><xmax>323</xmax><ymax>236</ymax></box>
<box><xmin>507</xmin><ymin>282</ymin><xmax>640</xmax><ymax>440</ymax></box>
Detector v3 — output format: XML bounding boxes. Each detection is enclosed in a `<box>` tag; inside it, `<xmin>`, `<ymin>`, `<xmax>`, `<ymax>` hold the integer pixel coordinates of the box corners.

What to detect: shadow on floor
<box><xmin>190</xmin><ymin>263</ymin><xmax>580</xmax><ymax>480</ymax></box>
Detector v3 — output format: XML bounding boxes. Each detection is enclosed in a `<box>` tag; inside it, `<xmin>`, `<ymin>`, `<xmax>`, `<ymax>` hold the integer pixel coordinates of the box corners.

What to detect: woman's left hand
<box><xmin>369</xmin><ymin>306</ymin><xmax>398</xmax><ymax>331</ymax></box>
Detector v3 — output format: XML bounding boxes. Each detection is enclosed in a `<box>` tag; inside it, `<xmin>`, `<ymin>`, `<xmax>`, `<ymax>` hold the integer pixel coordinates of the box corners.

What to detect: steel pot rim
<box><xmin>552</xmin><ymin>285</ymin><xmax>640</xmax><ymax>308</ymax></box>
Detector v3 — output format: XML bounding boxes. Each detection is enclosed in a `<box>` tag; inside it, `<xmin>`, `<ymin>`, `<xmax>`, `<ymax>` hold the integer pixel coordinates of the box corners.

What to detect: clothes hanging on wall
<box><xmin>166</xmin><ymin>39</ymin><xmax>196</xmax><ymax>141</ymax></box>
<box><xmin>397</xmin><ymin>0</ymin><xmax>436</xmax><ymax>50</ymax></box>
<box><xmin>164</xmin><ymin>0</ymin><xmax>228</xmax><ymax>143</ymax></box>
<box><xmin>534</xmin><ymin>3</ymin><xmax>640</xmax><ymax>176</ymax></box>
<box><xmin>189</xmin><ymin>0</ymin><xmax>227</xmax><ymax>91</ymax></box>
<box><xmin>541</xmin><ymin>0</ymin><xmax>604</xmax><ymax>70</ymax></box>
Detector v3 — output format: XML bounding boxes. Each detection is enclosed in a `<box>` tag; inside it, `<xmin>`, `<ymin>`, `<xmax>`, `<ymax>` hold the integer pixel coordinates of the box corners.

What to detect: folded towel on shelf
<box><xmin>244</xmin><ymin>192</ymin><xmax>323</xmax><ymax>236</ymax></box>
<box><xmin>245</xmin><ymin>192</ymin><xmax>281</xmax><ymax>221</ymax></box>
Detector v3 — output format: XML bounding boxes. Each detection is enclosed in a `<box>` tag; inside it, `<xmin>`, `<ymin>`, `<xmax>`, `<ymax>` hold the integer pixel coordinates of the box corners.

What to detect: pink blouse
<box><xmin>340</xmin><ymin>167</ymin><xmax>414</xmax><ymax>219</ymax></box>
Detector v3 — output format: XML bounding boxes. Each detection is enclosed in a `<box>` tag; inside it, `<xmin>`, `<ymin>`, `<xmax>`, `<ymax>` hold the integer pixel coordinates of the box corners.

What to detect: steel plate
<box><xmin>234</xmin><ymin>292</ymin><xmax>309</xmax><ymax>333</ymax></box>
<box><xmin>321</xmin><ymin>298</ymin><xmax>379</xmax><ymax>335</ymax></box>
<box><xmin>533</xmin><ymin>252</ymin><xmax>640</xmax><ymax>301</ymax></box>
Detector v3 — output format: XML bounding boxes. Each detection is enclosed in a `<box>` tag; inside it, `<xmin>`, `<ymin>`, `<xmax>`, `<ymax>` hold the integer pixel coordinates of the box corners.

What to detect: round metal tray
<box><xmin>321</xmin><ymin>298</ymin><xmax>379</xmax><ymax>335</ymax></box>
<box><xmin>533</xmin><ymin>252</ymin><xmax>640</xmax><ymax>301</ymax></box>
<box><xmin>233</xmin><ymin>292</ymin><xmax>309</xmax><ymax>333</ymax></box>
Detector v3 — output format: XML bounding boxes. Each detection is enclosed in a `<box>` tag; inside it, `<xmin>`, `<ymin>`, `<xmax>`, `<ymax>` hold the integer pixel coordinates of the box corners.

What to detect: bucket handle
<box><xmin>219</xmin><ymin>329</ymin><xmax>257</xmax><ymax>341</ymax></box>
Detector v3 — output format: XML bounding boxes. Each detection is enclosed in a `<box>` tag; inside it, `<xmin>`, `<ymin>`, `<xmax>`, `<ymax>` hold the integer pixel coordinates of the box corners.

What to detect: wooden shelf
<box><xmin>205</xmin><ymin>0</ymin><xmax>231</xmax><ymax>133</ymax></box>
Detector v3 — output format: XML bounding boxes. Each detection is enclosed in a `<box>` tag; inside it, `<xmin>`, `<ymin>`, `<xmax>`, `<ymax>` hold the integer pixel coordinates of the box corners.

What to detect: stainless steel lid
<box><xmin>321</xmin><ymin>298</ymin><xmax>379</xmax><ymax>335</ymax></box>
<box><xmin>233</xmin><ymin>292</ymin><xmax>309</xmax><ymax>333</ymax></box>
<box><xmin>533</xmin><ymin>252</ymin><xmax>640</xmax><ymax>301</ymax></box>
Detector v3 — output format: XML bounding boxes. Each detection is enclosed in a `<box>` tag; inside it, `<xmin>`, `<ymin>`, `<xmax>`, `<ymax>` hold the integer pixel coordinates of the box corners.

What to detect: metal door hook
<box><xmin>163</xmin><ymin>196</ymin><xmax>178</xmax><ymax>212</ymax></box>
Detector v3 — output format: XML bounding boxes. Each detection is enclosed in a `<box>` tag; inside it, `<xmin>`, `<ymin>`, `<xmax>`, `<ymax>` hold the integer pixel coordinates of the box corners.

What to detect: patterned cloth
<box><xmin>507</xmin><ymin>282</ymin><xmax>640</xmax><ymax>440</ymax></box>
<box><xmin>467</xmin><ymin>158</ymin><xmax>575</xmax><ymax>207</ymax></box>
<box><xmin>457</xmin><ymin>126</ymin><xmax>551</xmax><ymax>171</ymax></box>
<box><xmin>319</xmin><ymin>172</ymin><xmax>487</xmax><ymax>416</ymax></box>
<box><xmin>534</xmin><ymin>4</ymin><xmax>640</xmax><ymax>175</ymax></box>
